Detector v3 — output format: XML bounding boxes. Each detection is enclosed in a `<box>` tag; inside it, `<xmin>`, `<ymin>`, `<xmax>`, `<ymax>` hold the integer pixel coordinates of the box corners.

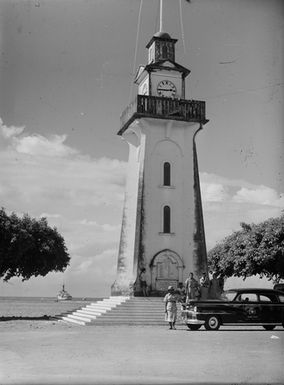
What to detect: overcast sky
<box><xmin>0</xmin><ymin>0</ymin><xmax>283</xmax><ymax>297</ymax></box>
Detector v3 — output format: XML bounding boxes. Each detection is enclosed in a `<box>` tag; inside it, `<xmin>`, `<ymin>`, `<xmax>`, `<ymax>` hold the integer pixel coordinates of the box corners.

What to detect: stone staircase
<box><xmin>57</xmin><ymin>296</ymin><xmax>183</xmax><ymax>326</ymax></box>
<box><xmin>57</xmin><ymin>296</ymin><xmax>129</xmax><ymax>325</ymax></box>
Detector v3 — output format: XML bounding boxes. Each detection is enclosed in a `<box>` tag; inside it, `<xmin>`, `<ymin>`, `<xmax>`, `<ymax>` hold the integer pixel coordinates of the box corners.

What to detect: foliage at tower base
<box><xmin>0</xmin><ymin>208</ymin><xmax>70</xmax><ymax>282</ymax></box>
<box><xmin>208</xmin><ymin>214</ymin><xmax>284</xmax><ymax>284</ymax></box>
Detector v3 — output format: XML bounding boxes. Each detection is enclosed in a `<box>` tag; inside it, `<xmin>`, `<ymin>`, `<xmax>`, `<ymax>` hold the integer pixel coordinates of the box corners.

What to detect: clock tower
<box><xmin>135</xmin><ymin>32</ymin><xmax>189</xmax><ymax>100</ymax></box>
<box><xmin>111</xmin><ymin>31</ymin><xmax>208</xmax><ymax>296</ymax></box>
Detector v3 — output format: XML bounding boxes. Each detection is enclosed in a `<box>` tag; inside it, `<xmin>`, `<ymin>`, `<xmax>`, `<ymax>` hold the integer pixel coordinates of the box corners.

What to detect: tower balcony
<box><xmin>118</xmin><ymin>95</ymin><xmax>208</xmax><ymax>135</ymax></box>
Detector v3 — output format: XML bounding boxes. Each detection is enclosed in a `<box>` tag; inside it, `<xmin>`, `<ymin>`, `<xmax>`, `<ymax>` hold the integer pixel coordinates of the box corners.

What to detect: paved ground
<box><xmin>0</xmin><ymin>321</ymin><xmax>283</xmax><ymax>384</ymax></box>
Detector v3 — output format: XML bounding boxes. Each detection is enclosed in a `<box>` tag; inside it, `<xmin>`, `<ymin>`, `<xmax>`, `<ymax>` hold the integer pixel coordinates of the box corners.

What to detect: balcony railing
<box><xmin>119</xmin><ymin>95</ymin><xmax>207</xmax><ymax>135</ymax></box>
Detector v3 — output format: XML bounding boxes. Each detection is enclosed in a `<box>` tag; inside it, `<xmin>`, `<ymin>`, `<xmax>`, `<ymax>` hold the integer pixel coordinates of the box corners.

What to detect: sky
<box><xmin>0</xmin><ymin>0</ymin><xmax>283</xmax><ymax>297</ymax></box>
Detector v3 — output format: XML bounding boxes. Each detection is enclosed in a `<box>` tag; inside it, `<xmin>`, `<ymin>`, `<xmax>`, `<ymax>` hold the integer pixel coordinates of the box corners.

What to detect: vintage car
<box><xmin>181</xmin><ymin>288</ymin><xmax>284</xmax><ymax>331</ymax></box>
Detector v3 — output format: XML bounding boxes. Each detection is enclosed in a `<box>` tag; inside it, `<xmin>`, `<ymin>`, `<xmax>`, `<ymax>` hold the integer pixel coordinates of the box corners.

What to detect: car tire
<box><xmin>263</xmin><ymin>325</ymin><xmax>276</xmax><ymax>331</ymax></box>
<box><xmin>205</xmin><ymin>316</ymin><xmax>221</xmax><ymax>330</ymax></box>
<box><xmin>187</xmin><ymin>324</ymin><xmax>201</xmax><ymax>331</ymax></box>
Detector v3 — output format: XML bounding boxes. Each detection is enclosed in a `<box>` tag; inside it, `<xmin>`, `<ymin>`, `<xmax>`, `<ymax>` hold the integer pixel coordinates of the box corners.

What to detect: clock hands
<box><xmin>157</xmin><ymin>80</ymin><xmax>177</xmax><ymax>96</ymax></box>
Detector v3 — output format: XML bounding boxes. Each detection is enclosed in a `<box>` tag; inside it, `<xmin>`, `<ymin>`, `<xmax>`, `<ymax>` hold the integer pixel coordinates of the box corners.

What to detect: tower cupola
<box><xmin>146</xmin><ymin>31</ymin><xmax>177</xmax><ymax>64</ymax></box>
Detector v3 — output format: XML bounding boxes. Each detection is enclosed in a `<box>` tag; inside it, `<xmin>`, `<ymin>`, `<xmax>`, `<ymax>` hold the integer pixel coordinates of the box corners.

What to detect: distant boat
<box><xmin>57</xmin><ymin>284</ymin><xmax>72</xmax><ymax>301</ymax></box>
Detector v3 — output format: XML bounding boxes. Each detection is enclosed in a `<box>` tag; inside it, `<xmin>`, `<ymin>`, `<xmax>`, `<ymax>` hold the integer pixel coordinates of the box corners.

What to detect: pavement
<box><xmin>0</xmin><ymin>321</ymin><xmax>283</xmax><ymax>384</ymax></box>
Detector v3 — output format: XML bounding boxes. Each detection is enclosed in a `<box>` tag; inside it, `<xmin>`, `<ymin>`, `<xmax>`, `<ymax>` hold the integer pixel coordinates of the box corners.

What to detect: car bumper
<box><xmin>185</xmin><ymin>319</ymin><xmax>205</xmax><ymax>325</ymax></box>
<box><xmin>181</xmin><ymin>311</ymin><xmax>205</xmax><ymax>325</ymax></box>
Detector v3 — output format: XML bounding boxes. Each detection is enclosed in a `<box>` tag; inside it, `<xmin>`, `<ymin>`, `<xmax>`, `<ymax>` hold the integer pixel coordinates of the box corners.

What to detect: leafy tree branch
<box><xmin>0</xmin><ymin>208</ymin><xmax>70</xmax><ymax>282</ymax></box>
<box><xmin>208</xmin><ymin>214</ymin><xmax>284</xmax><ymax>283</ymax></box>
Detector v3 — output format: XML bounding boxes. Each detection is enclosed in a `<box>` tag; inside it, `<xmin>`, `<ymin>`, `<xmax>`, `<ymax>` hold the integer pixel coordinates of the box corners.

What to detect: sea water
<box><xmin>0</xmin><ymin>296</ymin><xmax>103</xmax><ymax>318</ymax></box>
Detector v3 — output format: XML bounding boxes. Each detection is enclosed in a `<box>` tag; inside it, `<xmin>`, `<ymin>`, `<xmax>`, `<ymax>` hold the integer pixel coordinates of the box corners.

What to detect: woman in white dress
<box><xmin>164</xmin><ymin>286</ymin><xmax>178</xmax><ymax>330</ymax></box>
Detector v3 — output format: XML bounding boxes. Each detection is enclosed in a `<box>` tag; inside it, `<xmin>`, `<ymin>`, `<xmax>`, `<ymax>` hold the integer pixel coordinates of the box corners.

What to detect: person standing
<box><xmin>218</xmin><ymin>274</ymin><xmax>225</xmax><ymax>293</ymax></box>
<box><xmin>139</xmin><ymin>268</ymin><xmax>147</xmax><ymax>296</ymax></box>
<box><xmin>209</xmin><ymin>272</ymin><xmax>221</xmax><ymax>299</ymax></box>
<box><xmin>199</xmin><ymin>272</ymin><xmax>210</xmax><ymax>300</ymax></box>
<box><xmin>185</xmin><ymin>272</ymin><xmax>200</xmax><ymax>302</ymax></box>
<box><xmin>176</xmin><ymin>282</ymin><xmax>186</xmax><ymax>310</ymax></box>
<box><xmin>177</xmin><ymin>282</ymin><xmax>186</xmax><ymax>303</ymax></box>
<box><xmin>164</xmin><ymin>286</ymin><xmax>178</xmax><ymax>330</ymax></box>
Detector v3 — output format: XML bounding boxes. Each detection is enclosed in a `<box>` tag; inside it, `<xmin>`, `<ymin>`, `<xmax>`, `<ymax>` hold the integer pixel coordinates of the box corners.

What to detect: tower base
<box><xmin>111</xmin><ymin>280</ymin><xmax>135</xmax><ymax>296</ymax></box>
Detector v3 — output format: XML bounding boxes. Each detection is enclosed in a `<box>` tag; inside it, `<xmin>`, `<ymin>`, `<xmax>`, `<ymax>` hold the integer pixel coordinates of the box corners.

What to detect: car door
<box><xmin>219</xmin><ymin>291</ymin><xmax>244</xmax><ymax>323</ymax></box>
<box><xmin>258</xmin><ymin>293</ymin><xmax>281</xmax><ymax>324</ymax></box>
<box><xmin>234</xmin><ymin>293</ymin><xmax>261</xmax><ymax>323</ymax></box>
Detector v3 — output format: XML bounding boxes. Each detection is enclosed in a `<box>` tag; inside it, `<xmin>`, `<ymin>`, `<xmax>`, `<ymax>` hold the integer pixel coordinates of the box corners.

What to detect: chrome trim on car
<box><xmin>185</xmin><ymin>319</ymin><xmax>205</xmax><ymax>325</ymax></box>
<box><xmin>222</xmin><ymin>323</ymin><xmax>282</xmax><ymax>326</ymax></box>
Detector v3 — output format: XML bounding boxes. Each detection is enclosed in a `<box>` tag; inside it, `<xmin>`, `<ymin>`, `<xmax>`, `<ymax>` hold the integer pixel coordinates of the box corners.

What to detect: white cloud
<box><xmin>78</xmin><ymin>219</ymin><xmax>120</xmax><ymax>232</ymax></box>
<box><xmin>200</xmin><ymin>172</ymin><xmax>284</xmax><ymax>208</ymax></box>
<box><xmin>0</xmin><ymin>117</ymin><xmax>25</xmax><ymax>138</ymax></box>
<box><xmin>79</xmin><ymin>219</ymin><xmax>100</xmax><ymax>226</ymax></box>
<box><xmin>1</xmin><ymin>116</ymin><xmax>77</xmax><ymax>157</ymax></box>
<box><xmin>200</xmin><ymin>172</ymin><xmax>284</xmax><ymax>250</ymax></box>
<box><xmin>13</xmin><ymin>133</ymin><xmax>77</xmax><ymax>157</ymax></box>
<box><xmin>39</xmin><ymin>213</ymin><xmax>62</xmax><ymax>219</ymax></box>
<box><xmin>101</xmin><ymin>223</ymin><xmax>121</xmax><ymax>232</ymax></box>
<box><xmin>0</xmin><ymin>123</ymin><xmax>126</xmax><ymax>295</ymax></box>
<box><xmin>201</xmin><ymin>172</ymin><xmax>259</xmax><ymax>190</ymax></box>
<box><xmin>0</xmin><ymin>148</ymin><xmax>126</xmax><ymax>211</ymax></box>
<box><xmin>232</xmin><ymin>185</ymin><xmax>284</xmax><ymax>207</ymax></box>
<box><xmin>201</xmin><ymin>182</ymin><xmax>230</xmax><ymax>202</ymax></box>
<box><xmin>73</xmin><ymin>248</ymin><xmax>117</xmax><ymax>275</ymax></box>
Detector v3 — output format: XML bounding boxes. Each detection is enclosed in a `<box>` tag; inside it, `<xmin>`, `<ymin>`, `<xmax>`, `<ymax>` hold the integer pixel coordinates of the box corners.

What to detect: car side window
<box><xmin>259</xmin><ymin>295</ymin><xmax>272</xmax><ymax>302</ymax></box>
<box><xmin>237</xmin><ymin>293</ymin><xmax>258</xmax><ymax>302</ymax></box>
<box><xmin>278</xmin><ymin>295</ymin><xmax>284</xmax><ymax>303</ymax></box>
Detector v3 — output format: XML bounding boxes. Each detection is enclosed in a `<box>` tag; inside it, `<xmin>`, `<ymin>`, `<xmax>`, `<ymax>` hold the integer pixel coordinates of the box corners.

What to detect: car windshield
<box><xmin>223</xmin><ymin>291</ymin><xmax>237</xmax><ymax>301</ymax></box>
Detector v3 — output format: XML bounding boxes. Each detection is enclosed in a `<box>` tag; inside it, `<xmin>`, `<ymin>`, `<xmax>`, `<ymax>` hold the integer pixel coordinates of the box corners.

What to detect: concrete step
<box><xmin>74</xmin><ymin>310</ymin><xmax>100</xmax><ymax>319</ymax></box>
<box><xmin>82</xmin><ymin>308</ymin><xmax>164</xmax><ymax>314</ymax></box>
<box><xmin>64</xmin><ymin>314</ymin><xmax>93</xmax><ymax>323</ymax></box>
<box><xmin>114</xmin><ymin>304</ymin><xmax>164</xmax><ymax>308</ymax></box>
<box><xmin>85</xmin><ymin>305</ymin><xmax>113</xmax><ymax>311</ymax></box>
<box><xmin>56</xmin><ymin>297</ymin><xmax>175</xmax><ymax>326</ymax></box>
<box><xmin>115</xmin><ymin>302</ymin><xmax>165</xmax><ymax>309</ymax></box>
<box><xmin>95</xmin><ymin>299</ymin><xmax>129</xmax><ymax>305</ymax></box>
<box><xmin>60</xmin><ymin>316</ymin><xmax>86</xmax><ymax>325</ymax></box>
<box><xmin>88</xmin><ymin>320</ymin><xmax>183</xmax><ymax>326</ymax></box>
<box><xmin>97</xmin><ymin>312</ymin><xmax>165</xmax><ymax>318</ymax></box>
<box><xmin>76</xmin><ymin>309</ymin><xmax>102</xmax><ymax>317</ymax></box>
<box><xmin>101</xmin><ymin>304</ymin><xmax>165</xmax><ymax>312</ymax></box>
<box><xmin>88</xmin><ymin>319</ymin><xmax>184</xmax><ymax>327</ymax></box>
<box><xmin>123</xmin><ymin>299</ymin><xmax>163</xmax><ymax>302</ymax></box>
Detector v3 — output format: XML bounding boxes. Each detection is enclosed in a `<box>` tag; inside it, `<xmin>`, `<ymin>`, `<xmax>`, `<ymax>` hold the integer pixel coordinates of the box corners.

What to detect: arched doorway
<box><xmin>149</xmin><ymin>250</ymin><xmax>184</xmax><ymax>295</ymax></box>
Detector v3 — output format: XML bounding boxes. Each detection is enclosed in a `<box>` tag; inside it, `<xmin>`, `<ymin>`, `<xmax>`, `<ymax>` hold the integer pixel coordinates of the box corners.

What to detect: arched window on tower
<box><xmin>163</xmin><ymin>162</ymin><xmax>171</xmax><ymax>186</ymax></box>
<box><xmin>163</xmin><ymin>205</ymin><xmax>171</xmax><ymax>233</ymax></box>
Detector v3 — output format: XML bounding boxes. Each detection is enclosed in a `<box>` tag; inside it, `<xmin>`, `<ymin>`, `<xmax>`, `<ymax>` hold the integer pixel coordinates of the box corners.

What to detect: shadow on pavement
<box><xmin>0</xmin><ymin>315</ymin><xmax>54</xmax><ymax>321</ymax></box>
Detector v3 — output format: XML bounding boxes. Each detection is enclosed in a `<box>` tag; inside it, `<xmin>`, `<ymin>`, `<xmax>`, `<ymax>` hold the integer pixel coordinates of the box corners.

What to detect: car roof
<box><xmin>225</xmin><ymin>288</ymin><xmax>280</xmax><ymax>294</ymax></box>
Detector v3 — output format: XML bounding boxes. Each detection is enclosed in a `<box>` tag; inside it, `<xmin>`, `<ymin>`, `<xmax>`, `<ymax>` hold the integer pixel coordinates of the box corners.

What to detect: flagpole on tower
<box><xmin>159</xmin><ymin>0</ymin><xmax>163</xmax><ymax>32</ymax></box>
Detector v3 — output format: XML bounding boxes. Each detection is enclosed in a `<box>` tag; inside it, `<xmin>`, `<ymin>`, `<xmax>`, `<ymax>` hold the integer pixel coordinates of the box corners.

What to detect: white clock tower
<box><xmin>111</xmin><ymin>30</ymin><xmax>208</xmax><ymax>296</ymax></box>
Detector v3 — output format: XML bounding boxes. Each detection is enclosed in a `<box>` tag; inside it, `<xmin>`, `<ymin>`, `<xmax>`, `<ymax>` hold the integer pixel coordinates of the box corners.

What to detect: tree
<box><xmin>208</xmin><ymin>214</ymin><xmax>284</xmax><ymax>283</ymax></box>
<box><xmin>0</xmin><ymin>208</ymin><xmax>70</xmax><ymax>282</ymax></box>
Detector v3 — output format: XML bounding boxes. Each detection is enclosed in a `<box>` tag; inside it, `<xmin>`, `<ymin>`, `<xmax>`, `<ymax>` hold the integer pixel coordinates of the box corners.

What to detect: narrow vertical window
<box><xmin>163</xmin><ymin>162</ymin><xmax>171</xmax><ymax>186</ymax></box>
<box><xmin>162</xmin><ymin>44</ymin><xmax>168</xmax><ymax>59</ymax></box>
<box><xmin>163</xmin><ymin>205</ymin><xmax>171</xmax><ymax>233</ymax></box>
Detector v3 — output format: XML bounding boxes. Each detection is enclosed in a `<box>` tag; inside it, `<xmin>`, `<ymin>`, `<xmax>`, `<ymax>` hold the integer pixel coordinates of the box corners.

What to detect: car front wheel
<box><xmin>187</xmin><ymin>324</ymin><xmax>201</xmax><ymax>331</ymax></box>
<box><xmin>205</xmin><ymin>316</ymin><xmax>221</xmax><ymax>330</ymax></box>
<box><xmin>263</xmin><ymin>325</ymin><xmax>276</xmax><ymax>331</ymax></box>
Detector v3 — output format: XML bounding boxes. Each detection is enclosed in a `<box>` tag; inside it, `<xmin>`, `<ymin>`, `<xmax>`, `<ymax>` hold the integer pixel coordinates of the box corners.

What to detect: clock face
<box><xmin>157</xmin><ymin>80</ymin><xmax>177</xmax><ymax>98</ymax></box>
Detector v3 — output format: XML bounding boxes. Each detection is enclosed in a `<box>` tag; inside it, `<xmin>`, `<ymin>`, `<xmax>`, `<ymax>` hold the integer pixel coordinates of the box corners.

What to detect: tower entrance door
<box><xmin>150</xmin><ymin>250</ymin><xmax>184</xmax><ymax>295</ymax></box>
